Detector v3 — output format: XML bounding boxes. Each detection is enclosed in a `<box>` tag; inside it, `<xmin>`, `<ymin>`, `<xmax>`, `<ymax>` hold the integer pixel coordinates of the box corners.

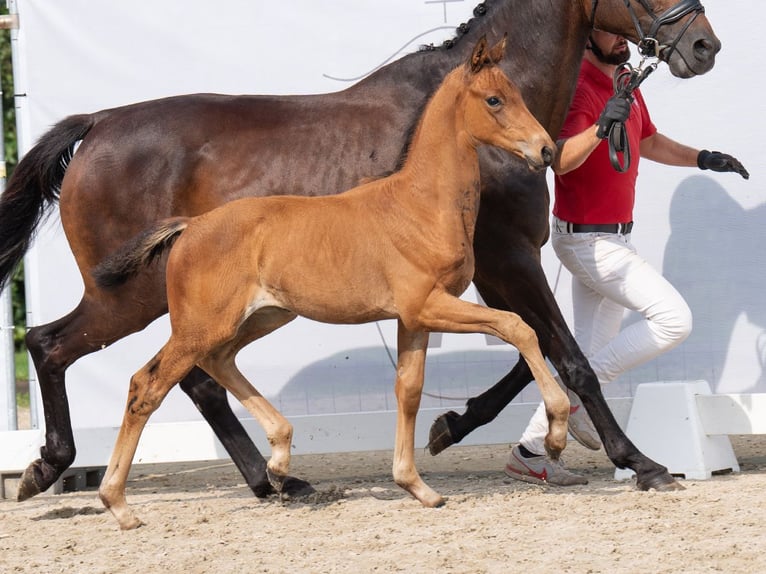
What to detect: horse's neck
<box><xmin>370</xmin><ymin>0</ymin><xmax>591</xmax><ymax>137</ymax></box>
<box><xmin>397</xmin><ymin>72</ymin><xmax>479</xmax><ymax>210</ymax></box>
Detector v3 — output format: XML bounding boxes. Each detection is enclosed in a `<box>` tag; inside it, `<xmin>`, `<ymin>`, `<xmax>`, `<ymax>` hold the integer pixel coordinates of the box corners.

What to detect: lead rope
<box><xmin>606</xmin><ymin>54</ymin><xmax>658</xmax><ymax>172</ymax></box>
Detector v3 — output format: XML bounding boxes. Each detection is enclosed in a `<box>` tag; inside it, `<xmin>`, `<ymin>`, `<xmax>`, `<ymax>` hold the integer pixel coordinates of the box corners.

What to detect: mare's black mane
<box><xmin>419</xmin><ymin>2</ymin><xmax>488</xmax><ymax>52</ymax></box>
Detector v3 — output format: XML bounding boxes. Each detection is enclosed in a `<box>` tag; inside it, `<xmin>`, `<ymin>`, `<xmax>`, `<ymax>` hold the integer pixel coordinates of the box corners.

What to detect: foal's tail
<box><xmin>0</xmin><ymin>114</ymin><xmax>95</xmax><ymax>290</ymax></box>
<box><xmin>93</xmin><ymin>218</ymin><xmax>190</xmax><ymax>288</ymax></box>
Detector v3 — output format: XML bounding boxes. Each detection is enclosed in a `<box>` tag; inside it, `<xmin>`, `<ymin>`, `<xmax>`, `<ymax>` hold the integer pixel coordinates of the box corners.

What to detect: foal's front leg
<box><xmin>393</xmin><ymin>324</ymin><xmax>444</xmax><ymax>507</ymax></box>
<box><xmin>418</xmin><ymin>292</ymin><xmax>569</xmax><ymax>459</ymax></box>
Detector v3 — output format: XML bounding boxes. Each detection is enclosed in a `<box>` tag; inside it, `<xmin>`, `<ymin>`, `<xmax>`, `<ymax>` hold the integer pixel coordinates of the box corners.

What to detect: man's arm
<box><xmin>641</xmin><ymin>132</ymin><xmax>749</xmax><ymax>179</ymax></box>
<box><xmin>552</xmin><ymin>127</ymin><xmax>601</xmax><ymax>175</ymax></box>
<box><xmin>554</xmin><ymin>95</ymin><xmax>631</xmax><ymax>175</ymax></box>
<box><xmin>639</xmin><ymin>132</ymin><xmax>698</xmax><ymax>166</ymax></box>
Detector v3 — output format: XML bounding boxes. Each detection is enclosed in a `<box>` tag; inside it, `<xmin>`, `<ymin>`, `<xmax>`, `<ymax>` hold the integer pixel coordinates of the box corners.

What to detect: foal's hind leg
<box><xmin>180</xmin><ymin>368</ymin><xmax>314</xmax><ymax>498</ymax></box>
<box><xmin>198</xmin><ymin>354</ymin><xmax>295</xmax><ymax>496</ymax></box>
<box><xmin>415</xmin><ymin>292</ymin><xmax>569</xmax><ymax>459</ymax></box>
<box><xmin>100</xmin><ymin>344</ymin><xmax>198</xmax><ymax>529</ymax></box>
<box><xmin>198</xmin><ymin>307</ymin><xmax>303</xmax><ymax>496</ymax></box>
<box><xmin>19</xmin><ymin>289</ymin><xmax>293</xmax><ymax>501</ymax></box>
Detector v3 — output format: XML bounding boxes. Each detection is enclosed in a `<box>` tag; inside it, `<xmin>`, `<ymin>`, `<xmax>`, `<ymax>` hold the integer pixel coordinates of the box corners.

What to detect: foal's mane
<box><xmin>419</xmin><ymin>1</ymin><xmax>489</xmax><ymax>52</ymax></box>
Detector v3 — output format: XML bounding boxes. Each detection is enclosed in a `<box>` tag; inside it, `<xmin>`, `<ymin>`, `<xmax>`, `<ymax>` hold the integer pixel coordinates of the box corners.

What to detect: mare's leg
<box><xmin>431</xmin><ymin>209</ymin><xmax>679</xmax><ymax>488</ymax></box>
<box><xmin>428</xmin><ymin>357</ymin><xmax>533</xmax><ymax>455</ymax></box>
<box><xmin>99</xmin><ymin>343</ymin><xmax>198</xmax><ymax>529</ymax></box>
<box><xmin>392</xmin><ymin>324</ymin><xmax>443</xmax><ymax>507</ymax></box>
<box><xmin>20</xmin><ymin>295</ymin><xmax>164</xmax><ymax>501</ymax></box>
<box><xmin>480</xmin><ymin>274</ymin><xmax>677</xmax><ymax>489</ymax></box>
<box><xmin>416</xmin><ymin>292</ymin><xmax>569</xmax><ymax>458</ymax></box>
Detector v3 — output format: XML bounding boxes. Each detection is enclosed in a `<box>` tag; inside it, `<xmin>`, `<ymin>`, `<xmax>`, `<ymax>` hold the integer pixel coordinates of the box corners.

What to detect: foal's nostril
<box><xmin>541</xmin><ymin>146</ymin><xmax>553</xmax><ymax>167</ymax></box>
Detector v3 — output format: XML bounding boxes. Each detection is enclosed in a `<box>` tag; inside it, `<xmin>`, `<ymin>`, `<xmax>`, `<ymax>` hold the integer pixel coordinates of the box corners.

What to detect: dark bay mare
<box><xmin>0</xmin><ymin>0</ymin><xmax>719</xmax><ymax>500</ymax></box>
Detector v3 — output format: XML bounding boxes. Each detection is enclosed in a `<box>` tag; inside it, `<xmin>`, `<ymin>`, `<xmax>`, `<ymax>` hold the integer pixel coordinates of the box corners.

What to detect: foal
<box><xmin>94</xmin><ymin>37</ymin><xmax>562</xmax><ymax>529</ymax></box>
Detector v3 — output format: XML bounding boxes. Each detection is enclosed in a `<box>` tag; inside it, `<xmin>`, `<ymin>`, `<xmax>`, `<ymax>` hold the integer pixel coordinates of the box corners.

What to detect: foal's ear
<box><xmin>469</xmin><ymin>35</ymin><xmax>490</xmax><ymax>73</ymax></box>
<box><xmin>489</xmin><ymin>34</ymin><xmax>508</xmax><ymax>64</ymax></box>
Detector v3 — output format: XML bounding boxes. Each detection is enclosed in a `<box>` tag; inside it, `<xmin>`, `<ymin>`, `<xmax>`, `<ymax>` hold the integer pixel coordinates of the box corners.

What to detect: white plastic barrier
<box><xmin>615</xmin><ymin>381</ymin><xmax>765</xmax><ymax>481</ymax></box>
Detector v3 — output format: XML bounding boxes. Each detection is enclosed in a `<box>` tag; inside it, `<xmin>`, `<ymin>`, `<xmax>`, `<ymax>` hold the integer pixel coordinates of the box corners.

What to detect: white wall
<box><xmin>11</xmin><ymin>1</ymin><xmax>765</xmax><ymax>441</ymax></box>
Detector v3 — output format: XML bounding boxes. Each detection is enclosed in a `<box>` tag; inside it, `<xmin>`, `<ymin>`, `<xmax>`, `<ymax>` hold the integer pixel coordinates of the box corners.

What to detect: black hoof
<box><xmin>636</xmin><ymin>470</ymin><xmax>685</xmax><ymax>492</ymax></box>
<box><xmin>282</xmin><ymin>476</ymin><xmax>316</xmax><ymax>497</ymax></box>
<box><xmin>17</xmin><ymin>459</ymin><xmax>49</xmax><ymax>502</ymax></box>
<box><xmin>427</xmin><ymin>411</ymin><xmax>459</xmax><ymax>456</ymax></box>
<box><xmin>250</xmin><ymin>474</ymin><xmax>315</xmax><ymax>498</ymax></box>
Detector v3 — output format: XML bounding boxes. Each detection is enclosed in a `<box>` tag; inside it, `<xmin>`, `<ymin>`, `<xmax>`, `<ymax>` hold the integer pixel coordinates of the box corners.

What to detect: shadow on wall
<box><xmin>656</xmin><ymin>175</ymin><xmax>765</xmax><ymax>393</ymax></box>
<box><xmin>262</xmin><ymin>346</ymin><xmax>524</xmax><ymax>417</ymax></box>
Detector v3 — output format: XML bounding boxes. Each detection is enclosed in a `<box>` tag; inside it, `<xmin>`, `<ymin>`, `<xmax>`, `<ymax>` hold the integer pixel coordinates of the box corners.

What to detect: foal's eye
<box><xmin>486</xmin><ymin>96</ymin><xmax>502</xmax><ymax>107</ymax></box>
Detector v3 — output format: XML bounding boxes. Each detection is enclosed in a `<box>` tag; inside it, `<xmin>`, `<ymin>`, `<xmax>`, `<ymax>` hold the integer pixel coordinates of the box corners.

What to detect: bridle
<box><xmin>590</xmin><ymin>0</ymin><xmax>705</xmax><ymax>60</ymax></box>
<box><xmin>589</xmin><ymin>0</ymin><xmax>706</xmax><ymax>172</ymax></box>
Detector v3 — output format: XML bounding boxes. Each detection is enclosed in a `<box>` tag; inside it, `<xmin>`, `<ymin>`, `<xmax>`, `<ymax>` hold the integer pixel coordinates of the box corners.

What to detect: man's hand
<box><xmin>596</xmin><ymin>96</ymin><xmax>631</xmax><ymax>140</ymax></box>
<box><xmin>697</xmin><ymin>150</ymin><xmax>750</xmax><ymax>180</ymax></box>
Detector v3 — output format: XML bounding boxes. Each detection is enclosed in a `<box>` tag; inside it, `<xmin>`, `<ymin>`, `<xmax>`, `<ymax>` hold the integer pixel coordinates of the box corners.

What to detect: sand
<box><xmin>1</xmin><ymin>434</ymin><xmax>764</xmax><ymax>573</ymax></box>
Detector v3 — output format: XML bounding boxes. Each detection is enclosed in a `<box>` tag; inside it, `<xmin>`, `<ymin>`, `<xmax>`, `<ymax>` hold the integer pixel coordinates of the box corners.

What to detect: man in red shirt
<box><xmin>505</xmin><ymin>31</ymin><xmax>749</xmax><ymax>486</ymax></box>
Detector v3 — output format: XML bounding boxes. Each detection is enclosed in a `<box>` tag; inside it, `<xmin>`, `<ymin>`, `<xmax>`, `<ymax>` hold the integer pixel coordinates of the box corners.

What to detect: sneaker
<box><xmin>504</xmin><ymin>445</ymin><xmax>588</xmax><ymax>486</ymax></box>
<box><xmin>557</xmin><ymin>377</ymin><xmax>602</xmax><ymax>451</ymax></box>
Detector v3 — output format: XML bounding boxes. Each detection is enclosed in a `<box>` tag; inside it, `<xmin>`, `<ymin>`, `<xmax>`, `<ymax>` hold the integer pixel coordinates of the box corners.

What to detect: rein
<box><xmin>606</xmin><ymin>56</ymin><xmax>658</xmax><ymax>172</ymax></box>
<box><xmin>591</xmin><ymin>0</ymin><xmax>706</xmax><ymax>172</ymax></box>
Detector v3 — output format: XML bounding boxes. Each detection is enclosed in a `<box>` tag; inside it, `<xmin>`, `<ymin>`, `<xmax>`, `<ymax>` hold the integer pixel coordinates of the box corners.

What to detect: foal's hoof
<box><xmin>266</xmin><ymin>467</ymin><xmax>287</xmax><ymax>494</ymax></box>
<box><xmin>427</xmin><ymin>411</ymin><xmax>459</xmax><ymax>456</ymax></box>
<box><xmin>636</xmin><ymin>470</ymin><xmax>685</xmax><ymax>492</ymax></box>
<box><xmin>17</xmin><ymin>459</ymin><xmax>45</xmax><ymax>502</ymax></box>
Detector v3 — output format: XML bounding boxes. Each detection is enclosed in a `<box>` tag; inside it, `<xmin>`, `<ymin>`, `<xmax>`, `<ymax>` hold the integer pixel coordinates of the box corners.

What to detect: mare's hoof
<box><xmin>282</xmin><ymin>476</ymin><xmax>316</xmax><ymax>497</ymax></box>
<box><xmin>636</xmin><ymin>471</ymin><xmax>685</xmax><ymax>492</ymax></box>
<box><xmin>251</xmin><ymin>475</ymin><xmax>315</xmax><ymax>499</ymax></box>
<box><xmin>17</xmin><ymin>460</ymin><xmax>44</xmax><ymax>502</ymax></box>
<box><xmin>427</xmin><ymin>411</ymin><xmax>459</xmax><ymax>456</ymax></box>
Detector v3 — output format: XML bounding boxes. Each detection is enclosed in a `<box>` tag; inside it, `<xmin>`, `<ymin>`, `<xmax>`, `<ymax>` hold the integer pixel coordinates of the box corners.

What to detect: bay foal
<box><xmin>93</xmin><ymin>37</ymin><xmax>559</xmax><ymax>529</ymax></box>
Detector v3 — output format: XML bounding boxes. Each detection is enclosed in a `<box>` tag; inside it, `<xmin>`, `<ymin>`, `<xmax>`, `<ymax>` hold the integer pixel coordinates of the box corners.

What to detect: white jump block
<box><xmin>614</xmin><ymin>381</ymin><xmax>740</xmax><ymax>481</ymax></box>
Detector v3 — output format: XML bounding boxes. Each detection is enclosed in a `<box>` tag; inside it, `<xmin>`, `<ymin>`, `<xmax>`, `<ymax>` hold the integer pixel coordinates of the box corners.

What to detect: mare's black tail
<box><xmin>0</xmin><ymin>114</ymin><xmax>95</xmax><ymax>290</ymax></box>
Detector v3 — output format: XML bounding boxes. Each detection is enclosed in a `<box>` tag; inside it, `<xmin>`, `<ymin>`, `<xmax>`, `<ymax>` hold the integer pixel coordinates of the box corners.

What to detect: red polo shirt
<box><xmin>552</xmin><ymin>59</ymin><xmax>657</xmax><ymax>224</ymax></box>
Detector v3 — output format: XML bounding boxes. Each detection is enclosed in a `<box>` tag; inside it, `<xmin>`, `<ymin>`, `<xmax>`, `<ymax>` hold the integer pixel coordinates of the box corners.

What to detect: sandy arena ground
<box><xmin>0</xmin><ymin>432</ymin><xmax>764</xmax><ymax>573</ymax></box>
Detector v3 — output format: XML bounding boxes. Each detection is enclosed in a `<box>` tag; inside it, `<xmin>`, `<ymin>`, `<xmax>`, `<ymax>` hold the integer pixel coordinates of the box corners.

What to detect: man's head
<box><xmin>587</xmin><ymin>31</ymin><xmax>631</xmax><ymax>66</ymax></box>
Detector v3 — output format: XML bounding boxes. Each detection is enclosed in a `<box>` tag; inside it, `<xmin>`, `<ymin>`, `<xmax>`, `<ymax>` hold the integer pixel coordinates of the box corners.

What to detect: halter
<box><xmin>590</xmin><ymin>0</ymin><xmax>705</xmax><ymax>60</ymax></box>
<box><xmin>589</xmin><ymin>0</ymin><xmax>706</xmax><ymax>172</ymax></box>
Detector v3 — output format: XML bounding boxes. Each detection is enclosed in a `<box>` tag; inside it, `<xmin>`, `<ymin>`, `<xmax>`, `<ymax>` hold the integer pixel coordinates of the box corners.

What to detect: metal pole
<box><xmin>0</xmin><ymin>9</ymin><xmax>17</xmax><ymax>431</ymax></box>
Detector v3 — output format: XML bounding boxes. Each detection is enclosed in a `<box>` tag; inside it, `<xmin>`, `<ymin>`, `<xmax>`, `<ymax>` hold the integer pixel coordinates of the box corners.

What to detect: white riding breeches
<box><xmin>519</xmin><ymin>220</ymin><xmax>693</xmax><ymax>455</ymax></box>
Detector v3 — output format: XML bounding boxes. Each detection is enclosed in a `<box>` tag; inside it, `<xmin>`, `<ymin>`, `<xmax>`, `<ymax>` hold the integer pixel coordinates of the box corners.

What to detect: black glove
<box><xmin>596</xmin><ymin>96</ymin><xmax>631</xmax><ymax>140</ymax></box>
<box><xmin>697</xmin><ymin>150</ymin><xmax>750</xmax><ymax>180</ymax></box>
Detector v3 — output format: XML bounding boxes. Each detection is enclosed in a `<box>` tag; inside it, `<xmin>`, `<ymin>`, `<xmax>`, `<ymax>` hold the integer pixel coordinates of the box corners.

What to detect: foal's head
<box><xmin>460</xmin><ymin>36</ymin><xmax>554</xmax><ymax>171</ymax></box>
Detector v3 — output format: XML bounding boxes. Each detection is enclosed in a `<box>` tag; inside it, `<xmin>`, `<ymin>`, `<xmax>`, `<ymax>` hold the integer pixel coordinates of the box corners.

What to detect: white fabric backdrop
<box><xmin>12</xmin><ymin>0</ymin><xmax>764</xmax><ymax>433</ymax></box>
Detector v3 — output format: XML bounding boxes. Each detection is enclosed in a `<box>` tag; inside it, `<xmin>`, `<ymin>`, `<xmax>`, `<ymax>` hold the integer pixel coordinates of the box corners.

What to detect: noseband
<box><xmin>589</xmin><ymin>0</ymin><xmax>707</xmax><ymax>173</ymax></box>
<box><xmin>591</xmin><ymin>0</ymin><xmax>705</xmax><ymax>60</ymax></box>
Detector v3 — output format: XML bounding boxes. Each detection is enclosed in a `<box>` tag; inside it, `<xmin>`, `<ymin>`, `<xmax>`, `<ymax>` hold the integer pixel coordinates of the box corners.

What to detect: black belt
<box><xmin>567</xmin><ymin>222</ymin><xmax>633</xmax><ymax>234</ymax></box>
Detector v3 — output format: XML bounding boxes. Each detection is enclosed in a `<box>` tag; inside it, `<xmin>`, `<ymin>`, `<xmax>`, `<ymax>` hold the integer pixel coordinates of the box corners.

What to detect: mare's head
<box><xmin>460</xmin><ymin>36</ymin><xmax>554</xmax><ymax>171</ymax></box>
<box><xmin>592</xmin><ymin>0</ymin><xmax>719</xmax><ymax>77</ymax></box>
